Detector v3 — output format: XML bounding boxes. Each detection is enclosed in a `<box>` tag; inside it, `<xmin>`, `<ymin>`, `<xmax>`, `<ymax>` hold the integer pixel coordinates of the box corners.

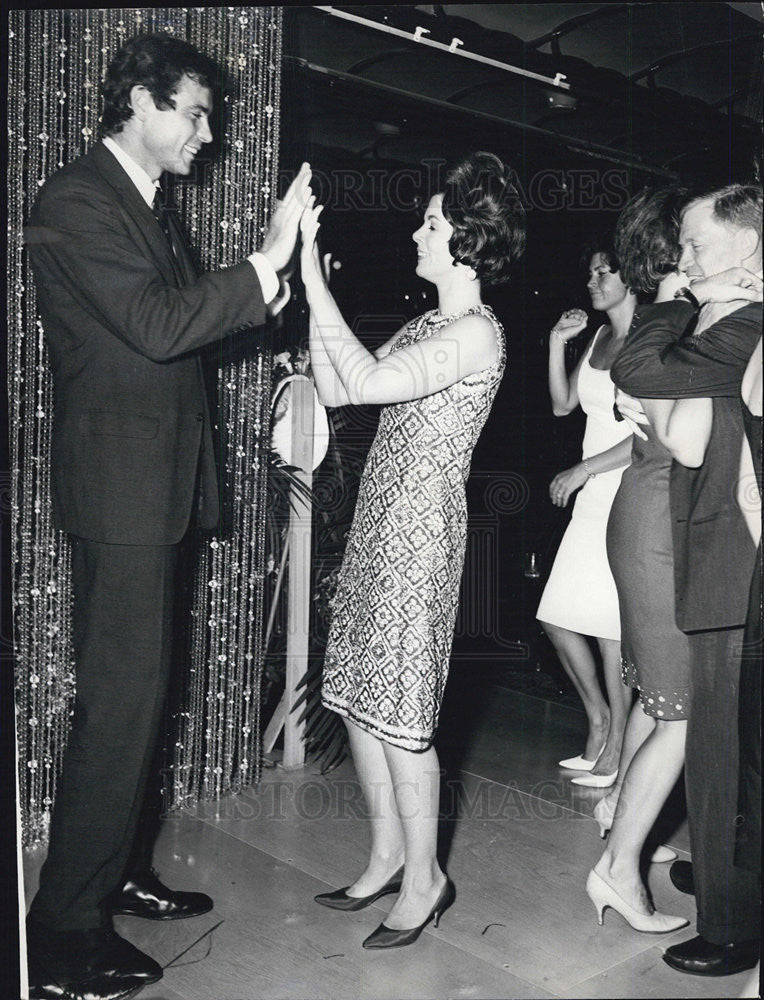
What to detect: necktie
<box><xmin>152</xmin><ymin>187</ymin><xmax>176</xmax><ymax>255</ymax></box>
<box><xmin>151</xmin><ymin>186</ymin><xmax>192</xmax><ymax>288</ymax></box>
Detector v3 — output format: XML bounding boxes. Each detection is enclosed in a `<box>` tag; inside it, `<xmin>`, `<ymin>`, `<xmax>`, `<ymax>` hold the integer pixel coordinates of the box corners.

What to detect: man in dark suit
<box><xmin>24</xmin><ymin>34</ymin><xmax>310</xmax><ymax>1000</ymax></box>
<box><xmin>612</xmin><ymin>184</ymin><xmax>762</xmax><ymax>980</ymax></box>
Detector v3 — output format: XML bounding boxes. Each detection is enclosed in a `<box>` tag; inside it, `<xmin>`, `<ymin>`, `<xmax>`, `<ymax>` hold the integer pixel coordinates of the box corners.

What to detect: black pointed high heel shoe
<box><xmin>314</xmin><ymin>867</ymin><xmax>404</xmax><ymax>911</ymax></box>
<box><xmin>362</xmin><ymin>878</ymin><xmax>456</xmax><ymax>949</ymax></box>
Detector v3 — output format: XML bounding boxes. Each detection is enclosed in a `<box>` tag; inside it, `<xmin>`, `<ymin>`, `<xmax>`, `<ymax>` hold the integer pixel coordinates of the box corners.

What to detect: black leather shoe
<box><xmin>28</xmin><ymin>964</ymin><xmax>146</xmax><ymax>1000</ymax></box>
<box><xmin>362</xmin><ymin>878</ymin><xmax>456</xmax><ymax>950</ymax></box>
<box><xmin>27</xmin><ymin>923</ymin><xmax>162</xmax><ymax>982</ymax></box>
<box><xmin>84</xmin><ymin>931</ymin><xmax>163</xmax><ymax>981</ymax></box>
<box><xmin>314</xmin><ymin>867</ymin><xmax>404</xmax><ymax>911</ymax></box>
<box><xmin>27</xmin><ymin>924</ymin><xmax>161</xmax><ymax>999</ymax></box>
<box><xmin>668</xmin><ymin>860</ymin><xmax>695</xmax><ymax>895</ymax></box>
<box><xmin>663</xmin><ymin>935</ymin><xmax>759</xmax><ymax>976</ymax></box>
<box><xmin>110</xmin><ymin>868</ymin><xmax>213</xmax><ymax>920</ymax></box>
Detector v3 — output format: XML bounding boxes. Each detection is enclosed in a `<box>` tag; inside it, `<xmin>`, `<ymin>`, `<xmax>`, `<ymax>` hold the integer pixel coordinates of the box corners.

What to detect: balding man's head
<box><xmin>678</xmin><ymin>184</ymin><xmax>762</xmax><ymax>280</ymax></box>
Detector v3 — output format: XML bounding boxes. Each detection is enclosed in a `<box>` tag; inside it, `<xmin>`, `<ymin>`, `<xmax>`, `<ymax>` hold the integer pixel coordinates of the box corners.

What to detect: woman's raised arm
<box><xmin>301</xmin><ymin>204</ymin><xmax>498</xmax><ymax>406</ymax></box>
<box><xmin>548</xmin><ymin>309</ymin><xmax>589</xmax><ymax>416</ymax></box>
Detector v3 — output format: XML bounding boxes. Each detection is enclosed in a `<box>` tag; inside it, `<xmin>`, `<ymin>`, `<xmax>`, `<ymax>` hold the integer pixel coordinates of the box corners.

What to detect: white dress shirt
<box><xmin>101</xmin><ymin>137</ymin><xmax>278</xmax><ymax>303</ymax></box>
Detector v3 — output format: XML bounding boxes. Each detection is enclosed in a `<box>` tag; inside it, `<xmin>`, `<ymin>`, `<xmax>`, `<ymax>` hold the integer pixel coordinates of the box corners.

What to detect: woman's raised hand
<box><xmin>299</xmin><ymin>197</ymin><xmax>325</xmax><ymax>289</ymax></box>
<box><xmin>550</xmin><ymin>308</ymin><xmax>588</xmax><ymax>343</ymax></box>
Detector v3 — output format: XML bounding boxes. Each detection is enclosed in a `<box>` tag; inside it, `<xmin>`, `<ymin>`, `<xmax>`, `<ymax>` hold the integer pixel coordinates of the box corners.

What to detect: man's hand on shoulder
<box><xmin>688</xmin><ymin>267</ymin><xmax>763</xmax><ymax>305</ymax></box>
<box><xmin>614</xmin><ymin>388</ymin><xmax>649</xmax><ymax>441</ymax></box>
<box><xmin>259</xmin><ymin>162</ymin><xmax>312</xmax><ymax>273</ymax></box>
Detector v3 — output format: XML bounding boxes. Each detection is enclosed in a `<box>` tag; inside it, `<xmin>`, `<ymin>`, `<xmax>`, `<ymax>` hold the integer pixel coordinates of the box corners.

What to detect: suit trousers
<box><xmin>29</xmin><ymin>536</ymin><xmax>179</xmax><ymax>931</ymax></box>
<box><xmin>124</xmin><ymin>531</ymin><xmax>198</xmax><ymax>876</ymax></box>
<box><xmin>685</xmin><ymin>627</ymin><xmax>760</xmax><ymax>944</ymax></box>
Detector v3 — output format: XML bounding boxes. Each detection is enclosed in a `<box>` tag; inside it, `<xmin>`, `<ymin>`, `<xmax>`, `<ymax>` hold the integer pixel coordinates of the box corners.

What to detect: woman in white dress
<box><xmin>536</xmin><ymin>244</ymin><xmax>636</xmax><ymax>783</ymax></box>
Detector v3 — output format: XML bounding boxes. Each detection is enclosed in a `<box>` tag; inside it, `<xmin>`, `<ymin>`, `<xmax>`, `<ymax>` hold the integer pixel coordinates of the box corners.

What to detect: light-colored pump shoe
<box><xmin>586</xmin><ymin>869</ymin><xmax>689</xmax><ymax>934</ymax></box>
<box><xmin>571</xmin><ymin>770</ymin><xmax>618</xmax><ymax>788</ymax></box>
<box><xmin>558</xmin><ymin>746</ymin><xmax>605</xmax><ymax>771</ymax></box>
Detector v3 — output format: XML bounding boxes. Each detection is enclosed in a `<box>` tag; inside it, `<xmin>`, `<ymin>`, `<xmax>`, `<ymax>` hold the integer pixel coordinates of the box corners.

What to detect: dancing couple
<box><xmin>537</xmin><ymin>182</ymin><xmax>761</xmax><ymax>973</ymax></box>
<box><xmin>25</xmin><ymin>24</ymin><xmax>526</xmax><ymax>991</ymax></box>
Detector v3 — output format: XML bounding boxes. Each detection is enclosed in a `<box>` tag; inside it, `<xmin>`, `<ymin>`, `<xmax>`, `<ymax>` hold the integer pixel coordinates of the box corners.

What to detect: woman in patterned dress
<box><xmin>299</xmin><ymin>152</ymin><xmax>525</xmax><ymax>949</ymax></box>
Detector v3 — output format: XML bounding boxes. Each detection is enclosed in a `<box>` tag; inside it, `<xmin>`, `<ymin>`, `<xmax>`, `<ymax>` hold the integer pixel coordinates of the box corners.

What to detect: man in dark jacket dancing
<box><xmin>24</xmin><ymin>33</ymin><xmax>309</xmax><ymax>1000</ymax></box>
<box><xmin>613</xmin><ymin>184</ymin><xmax>761</xmax><ymax>980</ymax></box>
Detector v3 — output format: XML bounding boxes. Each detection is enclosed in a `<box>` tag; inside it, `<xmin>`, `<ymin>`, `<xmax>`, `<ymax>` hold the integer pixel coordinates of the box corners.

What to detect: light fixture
<box><xmin>373</xmin><ymin>121</ymin><xmax>401</xmax><ymax>135</ymax></box>
<box><xmin>544</xmin><ymin>90</ymin><xmax>578</xmax><ymax>111</ymax></box>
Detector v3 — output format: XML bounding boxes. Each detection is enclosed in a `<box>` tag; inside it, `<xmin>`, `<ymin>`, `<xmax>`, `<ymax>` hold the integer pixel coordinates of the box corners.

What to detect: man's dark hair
<box><xmin>614</xmin><ymin>186</ymin><xmax>690</xmax><ymax>296</ymax></box>
<box><xmin>100</xmin><ymin>33</ymin><xmax>222</xmax><ymax>137</ymax></box>
<box><xmin>440</xmin><ymin>151</ymin><xmax>526</xmax><ymax>287</ymax></box>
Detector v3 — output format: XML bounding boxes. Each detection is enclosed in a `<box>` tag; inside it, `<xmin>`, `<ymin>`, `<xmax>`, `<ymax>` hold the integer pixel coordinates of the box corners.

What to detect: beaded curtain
<box><xmin>8</xmin><ymin>7</ymin><xmax>282</xmax><ymax>846</ymax></box>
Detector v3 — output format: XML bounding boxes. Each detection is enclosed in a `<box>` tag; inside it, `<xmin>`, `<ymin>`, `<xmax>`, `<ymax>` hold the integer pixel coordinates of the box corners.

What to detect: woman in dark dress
<box><xmin>594</xmin><ymin>209</ymin><xmax>762</xmax><ymax>938</ymax></box>
<box><xmin>586</xmin><ymin>188</ymin><xmax>694</xmax><ymax>933</ymax></box>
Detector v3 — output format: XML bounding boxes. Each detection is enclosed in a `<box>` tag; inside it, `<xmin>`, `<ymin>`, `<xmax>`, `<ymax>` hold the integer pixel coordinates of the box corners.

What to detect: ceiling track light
<box><xmin>314</xmin><ymin>5</ymin><xmax>572</xmax><ymax>93</ymax></box>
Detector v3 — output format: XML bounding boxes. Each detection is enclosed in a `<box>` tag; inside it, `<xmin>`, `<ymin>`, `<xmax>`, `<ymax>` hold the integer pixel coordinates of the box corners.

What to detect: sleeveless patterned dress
<box><xmin>322</xmin><ymin>306</ymin><xmax>505</xmax><ymax>751</ymax></box>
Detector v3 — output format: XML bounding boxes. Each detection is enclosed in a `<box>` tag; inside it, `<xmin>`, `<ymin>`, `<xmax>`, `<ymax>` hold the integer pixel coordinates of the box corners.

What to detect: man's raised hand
<box><xmin>260</xmin><ymin>162</ymin><xmax>312</xmax><ymax>273</ymax></box>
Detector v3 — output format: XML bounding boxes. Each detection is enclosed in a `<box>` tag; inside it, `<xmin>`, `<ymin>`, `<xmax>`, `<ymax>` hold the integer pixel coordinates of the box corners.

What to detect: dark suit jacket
<box><xmin>612</xmin><ymin>300</ymin><xmax>761</xmax><ymax>632</ymax></box>
<box><xmin>25</xmin><ymin>142</ymin><xmax>267</xmax><ymax>545</ymax></box>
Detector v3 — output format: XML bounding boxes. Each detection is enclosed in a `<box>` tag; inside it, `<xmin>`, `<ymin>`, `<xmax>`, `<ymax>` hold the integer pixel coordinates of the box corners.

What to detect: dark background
<box><xmin>277</xmin><ymin>4</ymin><xmax>761</xmax><ymax>693</ymax></box>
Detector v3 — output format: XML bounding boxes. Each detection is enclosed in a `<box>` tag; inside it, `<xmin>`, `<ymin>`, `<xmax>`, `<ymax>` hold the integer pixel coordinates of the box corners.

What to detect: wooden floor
<box><xmin>23</xmin><ymin>681</ymin><xmax>757</xmax><ymax>1000</ymax></box>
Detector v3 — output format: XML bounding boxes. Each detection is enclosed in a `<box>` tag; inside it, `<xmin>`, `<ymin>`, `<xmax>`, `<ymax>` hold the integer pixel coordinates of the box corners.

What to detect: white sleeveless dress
<box><xmin>536</xmin><ymin>327</ymin><xmax>632</xmax><ymax>640</ymax></box>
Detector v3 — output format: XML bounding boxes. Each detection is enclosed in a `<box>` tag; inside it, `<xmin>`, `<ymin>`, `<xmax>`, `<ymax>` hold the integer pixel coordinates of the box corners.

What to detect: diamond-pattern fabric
<box><xmin>322</xmin><ymin>306</ymin><xmax>506</xmax><ymax>750</ymax></box>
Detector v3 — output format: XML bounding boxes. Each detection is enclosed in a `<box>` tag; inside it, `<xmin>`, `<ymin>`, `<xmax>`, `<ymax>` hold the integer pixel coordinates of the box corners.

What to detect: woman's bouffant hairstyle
<box><xmin>578</xmin><ymin>237</ymin><xmax>621</xmax><ymax>277</ymax></box>
<box><xmin>440</xmin><ymin>152</ymin><xmax>526</xmax><ymax>286</ymax></box>
<box><xmin>614</xmin><ymin>186</ymin><xmax>690</xmax><ymax>296</ymax></box>
<box><xmin>100</xmin><ymin>34</ymin><xmax>222</xmax><ymax>137</ymax></box>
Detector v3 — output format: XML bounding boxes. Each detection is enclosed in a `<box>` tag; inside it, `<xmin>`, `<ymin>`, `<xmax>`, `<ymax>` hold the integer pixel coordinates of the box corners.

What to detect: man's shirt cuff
<box><xmin>248</xmin><ymin>252</ymin><xmax>279</xmax><ymax>304</ymax></box>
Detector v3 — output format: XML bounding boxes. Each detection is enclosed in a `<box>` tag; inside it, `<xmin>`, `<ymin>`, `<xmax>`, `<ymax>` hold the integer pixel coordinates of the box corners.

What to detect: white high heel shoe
<box><xmin>593</xmin><ymin>797</ymin><xmax>678</xmax><ymax>863</ymax></box>
<box><xmin>649</xmin><ymin>844</ymin><xmax>678</xmax><ymax>864</ymax></box>
<box><xmin>585</xmin><ymin>869</ymin><xmax>689</xmax><ymax>934</ymax></box>
<box><xmin>593</xmin><ymin>795</ymin><xmax>617</xmax><ymax>837</ymax></box>
<box><xmin>571</xmin><ymin>770</ymin><xmax>618</xmax><ymax>788</ymax></box>
<box><xmin>558</xmin><ymin>745</ymin><xmax>605</xmax><ymax>771</ymax></box>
